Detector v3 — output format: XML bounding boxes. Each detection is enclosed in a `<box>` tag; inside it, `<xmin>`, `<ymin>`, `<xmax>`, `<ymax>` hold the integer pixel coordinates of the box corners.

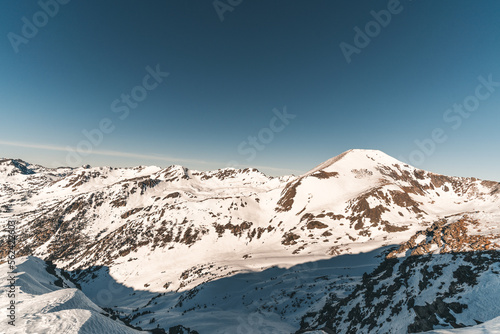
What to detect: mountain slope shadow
<box><xmin>71</xmin><ymin>246</ymin><xmax>393</xmax><ymax>333</ymax></box>
<box><xmin>68</xmin><ymin>264</ymin><xmax>200</xmax><ymax>333</ymax></box>
<box><xmin>297</xmin><ymin>250</ymin><xmax>500</xmax><ymax>334</ymax></box>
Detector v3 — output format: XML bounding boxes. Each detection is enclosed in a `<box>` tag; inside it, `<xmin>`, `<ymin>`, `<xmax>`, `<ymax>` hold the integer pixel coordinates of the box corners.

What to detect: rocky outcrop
<box><xmin>299</xmin><ymin>216</ymin><xmax>500</xmax><ymax>334</ymax></box>
<box><xmin>387</xmin><ymin>216</ymin><xmax>500</xmax><ymax>258</ymax></box>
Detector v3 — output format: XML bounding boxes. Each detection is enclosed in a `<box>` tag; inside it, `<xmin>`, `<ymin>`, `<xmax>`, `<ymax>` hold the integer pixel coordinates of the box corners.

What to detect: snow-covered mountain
<box><xmin>298</xmin><ymin>215</ymin><xmax>500</xmax><ymax>333</ymax></box>
<box><xmin>0</xmin><ymin>150</ymin><xmax>499</xmax><ymax>333</ymax></box>
<box><xmin>0</xmin><ymin>256</ymin><xmax>144</xmax><ymax>334</ymax></box>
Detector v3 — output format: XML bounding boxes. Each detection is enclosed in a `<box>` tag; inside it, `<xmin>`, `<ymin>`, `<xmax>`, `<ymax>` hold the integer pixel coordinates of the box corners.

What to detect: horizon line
<box><xmin>0</xmin><ymin>140</ymin><xmax>305</xmax><ymax>175</ymax></box>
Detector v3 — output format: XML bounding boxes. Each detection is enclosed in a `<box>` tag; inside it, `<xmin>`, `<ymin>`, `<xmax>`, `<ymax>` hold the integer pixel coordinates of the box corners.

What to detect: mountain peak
<box><xmin>0</xmin><ymin>158</ymin><xmax>35</xmax><ymax>175</ymax></box>
<box><xmin>304</xmin><ymin>149</ymin><xmax>399</xmax><ymax>176</ymax></box>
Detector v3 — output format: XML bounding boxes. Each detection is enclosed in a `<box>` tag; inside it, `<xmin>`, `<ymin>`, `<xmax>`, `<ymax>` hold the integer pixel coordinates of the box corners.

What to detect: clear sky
<box><xmin>1</xmin><ymin>0</ymin><xmax>499</xmax><ymax>180</ymax></box>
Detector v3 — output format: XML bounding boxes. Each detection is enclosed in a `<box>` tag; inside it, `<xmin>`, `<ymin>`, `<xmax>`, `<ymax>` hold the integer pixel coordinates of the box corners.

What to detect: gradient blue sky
<box><xmin>1</xmin><ymin>0</ymin><xmax>499</xmax><ymax>180</ymax></box>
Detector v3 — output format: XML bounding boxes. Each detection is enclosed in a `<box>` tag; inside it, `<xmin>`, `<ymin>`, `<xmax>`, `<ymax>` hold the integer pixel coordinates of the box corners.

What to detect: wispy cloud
<box><xmin>0</xmin><ymin>140</ymin><xmax>68</xmax><ymax>153</ymax></box>
<box><xmin>0</xmin><ymin>140</ymin><xmax>208</xmax><ymax>165</ymax></box>
<box><xmin>0</xmin><ymin>140</ymin><xmax>302</xmax><ymax>175</ymax></box>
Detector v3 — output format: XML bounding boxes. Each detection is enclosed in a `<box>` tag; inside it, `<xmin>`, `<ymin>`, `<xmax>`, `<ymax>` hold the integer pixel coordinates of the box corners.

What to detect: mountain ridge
<box><xmin>1</xmin><ymin>149</ymin><xmax>499</xmax><ymax>333</ymax></box>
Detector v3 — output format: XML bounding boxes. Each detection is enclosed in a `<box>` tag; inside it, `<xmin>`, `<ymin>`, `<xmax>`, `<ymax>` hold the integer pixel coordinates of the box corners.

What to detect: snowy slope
<box><xmin>1</xmin><ymin>150</ymin><xmax>499</xmax><ymax>333</ymax></box>
<box><xmin>0</xmin><ymin>256</ymin><xmax>143</xmax><ymax>334</ymax></box>
<box><xmin>299</xmin><ymin>215</ymin><xmax>500</xmax><ymax>334</ymax></box>
<box><xmin>426</xmin><ymin>316</ymin><xmax>500</xmax><ymax>333</ymax></box>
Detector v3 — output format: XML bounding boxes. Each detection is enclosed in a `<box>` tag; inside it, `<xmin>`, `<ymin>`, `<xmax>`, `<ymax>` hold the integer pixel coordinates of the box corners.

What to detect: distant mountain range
<box><xmin>1</xmin><ymin>150</ymin><xmax>499</xmax><ymax>333</ymax></box>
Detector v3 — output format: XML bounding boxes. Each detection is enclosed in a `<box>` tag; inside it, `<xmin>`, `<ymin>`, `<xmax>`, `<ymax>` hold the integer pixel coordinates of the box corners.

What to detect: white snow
<box><xmin>0</xmin><ymin>257</ymin><xmax>142</xmax><ymax>334</ymax></box>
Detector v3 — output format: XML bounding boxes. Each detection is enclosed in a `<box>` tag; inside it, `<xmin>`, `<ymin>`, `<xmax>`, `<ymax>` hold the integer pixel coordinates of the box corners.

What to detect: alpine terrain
<box><xmin>1</xmin><ymin>149</ymin><xmax>499</xmax><ymax>333</ymax></box>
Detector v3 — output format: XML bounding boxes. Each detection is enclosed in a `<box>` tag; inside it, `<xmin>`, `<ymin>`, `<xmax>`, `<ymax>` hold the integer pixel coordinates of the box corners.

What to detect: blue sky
<box><xmin>1</xmin><ymin>0</ymin><xmax>499</xmax><ymax>180</ymax></box>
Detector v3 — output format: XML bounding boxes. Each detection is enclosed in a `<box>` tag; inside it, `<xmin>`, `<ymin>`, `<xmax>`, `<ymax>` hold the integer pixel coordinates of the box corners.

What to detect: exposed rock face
<box><xmin>387</xmin><ymin>216</ymin><xmax>500</xmax><ymax>258</ymax></box>
<box><xmin>276</xmin><ymin>179</ymin><xmax>302</xmax><ymax>212</ymax></box>
<box><xmin>298</xmin><ymin>215</ymin><xmax>500</xmax><ymax>334</ymax></box>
